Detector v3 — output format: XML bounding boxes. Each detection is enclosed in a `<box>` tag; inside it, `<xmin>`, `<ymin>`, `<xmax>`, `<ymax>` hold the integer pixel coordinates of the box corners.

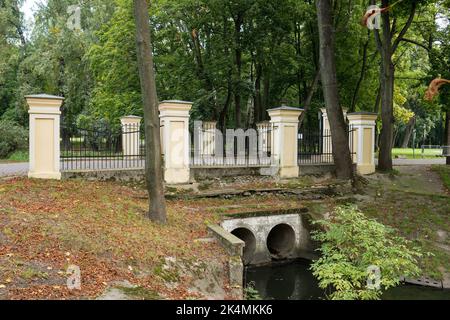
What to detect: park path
<box><xmin>376</xmin><ymin>158</ymin><xmax>446</xmax><ymax>166</ymax></box>
<box><xmin>0</xmin><ymin>158</ymin><xmax>445</xmax><ymax>179</ymax></box>
<box><xmin>0</xmin><ymin>162</ymin><xmax>28</xmax><ymax>178</ymax></box>
<box><xmin>392</xmin><ymin>165</ymin><xmax>447</xmax><ymax>195</ymax></box>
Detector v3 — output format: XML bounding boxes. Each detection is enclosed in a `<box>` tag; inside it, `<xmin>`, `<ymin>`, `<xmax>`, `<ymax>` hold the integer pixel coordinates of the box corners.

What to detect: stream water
<box><xmin>245</xmin><ymin>259</ymin><xmax>450</xmax><ymax>300</ymax></box>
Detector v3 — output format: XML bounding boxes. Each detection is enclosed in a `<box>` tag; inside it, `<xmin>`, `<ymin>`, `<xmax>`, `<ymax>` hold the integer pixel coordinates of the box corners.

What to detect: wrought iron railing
<box><xmin>190</xmin><ymin>122</ymin><xmax>272</xmax><ymax>167</ymax></box>
<box><xmin>298</xmin><ymin>127</ymin><xmax>356</xmax><ymax>165</ymax></box>
<box><xmin>60</xmin><ymin>124</ymin><xmax>145</xmax><ymax>171</ymax></box>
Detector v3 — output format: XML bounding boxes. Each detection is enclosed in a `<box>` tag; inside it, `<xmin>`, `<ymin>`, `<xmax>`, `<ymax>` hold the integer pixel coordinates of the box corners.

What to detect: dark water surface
<box><xmin>245</xmin><ymin>260</ymin><xmax>450</xmax><ymax>300</ymax></box>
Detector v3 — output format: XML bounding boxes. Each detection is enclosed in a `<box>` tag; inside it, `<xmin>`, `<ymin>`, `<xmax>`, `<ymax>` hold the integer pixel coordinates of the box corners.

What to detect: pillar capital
<box><xmin>120</xmin><ymin>115</ymin><xmax>142</xmax><ymax>125</ymax></box>
<box><xmin>25</xmin><ymin>94</ymin><xmax>64</xmax><ymax>180</ymax></box>
<box><xmin>267</xmin><ymin>106</ymin><xmax>304</xmax><ymax>123</ymax></box>
<box><xmin>159</xmin><ymin>100</ymin><xmax>192</xmax><ymax>118</ymax></box>
<box><xmin>347</xmin><ymin>112</ymin><xmax>378</xmax><ymax>123</ymax></box>
<box><xmin>26</xmin><ymin>94</ymin><xmax>64</xmax><ymax>115</ymax></box>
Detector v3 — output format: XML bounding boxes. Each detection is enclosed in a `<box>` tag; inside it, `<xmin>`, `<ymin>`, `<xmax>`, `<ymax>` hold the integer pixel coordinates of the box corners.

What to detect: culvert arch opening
<box><xmin>231</xmin><ymin>228</ymin><xmax>256</xmax><ymax>265</ymax></box>
<box><xmin>267</xmin><ymin>224</ymin><xmax>296</xmax><ymax>260</ymax></box>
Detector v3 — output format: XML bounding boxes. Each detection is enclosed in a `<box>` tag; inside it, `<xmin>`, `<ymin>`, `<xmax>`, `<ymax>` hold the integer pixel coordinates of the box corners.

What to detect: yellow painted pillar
<box><xmin>159</xmin><ymin>100</ymin><xmax>193</xmax><ymax>184</ymax></box>
<box><xmin>26</xmin><ymin>94</ymin><xmax>64</xmax><ymax>180</ymax></box>
<box><xmin>120</xmin><ymin>116</ymin><xmax>142</xmax><ymax>157</ymax></box>
<box><xmin>347</xmin><ymin>112</ymin><xmax>378</xmax><ymax>175</ymax></box>
<box><xmin>321</xmin><ymin>108</ymin><xmax>348</xmax><ymax>156</ymax></box>
<box><xmin>267</xmin><ymin>106</ymin><xmax>303</xmax><ymax>178</ymax></box>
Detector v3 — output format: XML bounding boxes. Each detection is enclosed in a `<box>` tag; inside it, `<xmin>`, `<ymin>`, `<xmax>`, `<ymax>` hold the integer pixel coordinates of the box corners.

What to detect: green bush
<box><xmin>0</xmin><ymin>120</ymin><xmax>28</xmax><ymax>158</ymax></box>
<box><xmin>311</xmin><ymin>205</ymin><xmax>423</xmax><ymax>300</ymax></box>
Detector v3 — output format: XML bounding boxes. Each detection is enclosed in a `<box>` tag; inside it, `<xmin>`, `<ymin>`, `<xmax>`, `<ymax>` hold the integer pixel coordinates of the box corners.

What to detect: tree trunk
<box><xmin>351</xmin><ymin>31</ymin><xmax>370</xmax><ymax>112</ymax></box>
<box><xmin>378</xmin><ymin>43</ymin><xmax>395</xmax><ymax>171</ymax></box>
<box><xmin>401</xmin><ymin>116</ymin><xmax>415</xmax><ymax>148</ymax></box>
<box><xmin>445</xmin><ymin>110</ymin><xmax>450</xmax><ymax>165</ymax></box>
<box><xmin>262</xmin><ymin>75</ymin><xmax>270</xmax><ymax>119</ymax></box>
<box><xmin>316</xmin><ymin>0</ymin><xmax>354</xmax><ymax>180</ymax></box>
<box><xmin>254</xmin><ymin>63</ymin><xmax>263</xmax><ymax>124</ymax></box>
<box><xmin>133</xmin><ymin>0</ymin><xmax>167</xmax><ymax>224</ymax></box>
<box><xmin>299</xmin><ymin>69</ymin><xmax>321</xmax><ymax>127</ymax></box>
<box><xmin>234</xmin><ymin>12</ymin><xmax>243</xmax><ymax>128</ymax></box>
<box><xmin>375</xmin><ymin>0</ymin><xmax>417</xmax><ymax>171</ymax></box>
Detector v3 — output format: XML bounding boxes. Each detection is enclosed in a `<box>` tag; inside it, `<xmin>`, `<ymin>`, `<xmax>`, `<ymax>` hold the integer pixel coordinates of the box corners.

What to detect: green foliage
<box><xmin>244</xmin><ymin>281</ymin><xmax>261</xmax><ymax>300</ymax></box>
<box><xmin>0</xmin><ymin>120</ymin><xmax>28</xmax><ymax>158</ymax></box>
<box><xmin>7</xmin><ymin>150</ymin><xmax>28</xmax><ymax>162</ymax></box>
<box><xmin>0</xmin><ymin>0</ymin><xmax>448</xmax><ymax>146</ymax></box>
<box><xmin>311</xmin><ymin>206</ymin><xmax>423</xmax><ymax>300</ymax></box>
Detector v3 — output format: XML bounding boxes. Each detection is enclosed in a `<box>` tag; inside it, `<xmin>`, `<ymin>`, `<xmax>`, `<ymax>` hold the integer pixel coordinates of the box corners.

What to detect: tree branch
<box><xmin>392</xmin><ymin>0</ymin><xmax>417</xmax><ymax>53</ymax></box>
<box><xmin>398</xmin><ymin>38</ymin><xmax>430</xmax><ymax>51</ymax></box>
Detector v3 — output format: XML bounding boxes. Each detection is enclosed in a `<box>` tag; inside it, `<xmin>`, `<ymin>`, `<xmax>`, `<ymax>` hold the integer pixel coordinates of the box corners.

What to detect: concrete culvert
<box><xmin>267</xmin><ymin>224</ymin><xmax>296</xmax><ymax>260</ymax></box>
<box><xmin>231</xmin><ymin>228</ymin><xmax>256</xmax><ymax>265</ymax></box>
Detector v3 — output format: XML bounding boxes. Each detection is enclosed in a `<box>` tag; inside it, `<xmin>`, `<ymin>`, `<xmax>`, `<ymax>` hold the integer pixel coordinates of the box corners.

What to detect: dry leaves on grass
<box><xmin>0</xmin><ymin>178</ymin><xmax>232</xmax><ymax>299</ymax></box>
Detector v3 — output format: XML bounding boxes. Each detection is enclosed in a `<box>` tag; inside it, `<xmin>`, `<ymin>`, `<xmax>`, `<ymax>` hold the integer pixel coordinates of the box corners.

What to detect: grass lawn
<box><xmin>0</xmin><ymin>177</ymin><xmax>304</xmax><ymax>300</ymax></box>
<box><xmin>354</xmin><ymin>167</ymin><xmax>449</xmax><ymax>280</ymax></box>
<box><xmin>432</xmin><ymin>165</ymin><xmax>450</xmax><ymax>192</ymax></box>
<box><xmin>0</xmin><ymin>151</ymin><xmax>28</xmax><ymax>164</ymax></box>
<box><xmin>392</xmin><ymin>148</ymin><xmax>444</xmax><ymax>159</ymax></box>
<box><xmin>0</xmin><ymin>168</ymin><xmax>448</xmax><ymax>299</ymax></box>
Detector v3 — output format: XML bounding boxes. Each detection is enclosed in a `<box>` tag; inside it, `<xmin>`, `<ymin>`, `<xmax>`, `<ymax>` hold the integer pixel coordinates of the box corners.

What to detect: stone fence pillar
<box><xmin>347</xmin><ymin>112</ymin><xmax>378</xmax><ymax>175</ymax></box>
<box><xmin>120</xmin><ymin>116</ymin><xmax>142</xmax><ymax>157</ymax></box>
<box><xmin>26</xmin><ymin>94</ymin><xmax>64</xmax><ymax>180</ymax></box>
<box><xmin>321</xmin><ymin>108</ymin><xmax>348</xmax><ymax>155</ymax></box>
<box><xmin>159</xmin><ymin>100</ymin><xmax>192</xmax><ymax>184</ymax></box>
<box><xmin>267</xmin><ymin>106</ymin><xmax>303</xmax><ymax>178</ymax></box>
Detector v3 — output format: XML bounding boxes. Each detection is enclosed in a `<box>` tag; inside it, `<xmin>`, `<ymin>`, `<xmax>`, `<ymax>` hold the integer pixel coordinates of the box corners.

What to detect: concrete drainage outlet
<box><xmin>266</xmin><ymin>224</ymin><xmax>296</xmax><ymax>260</ymax></box>
<box><xmin>231</xmin><ymin>228</ymin><xmax>256</xmax><ymax>265</ymax></box>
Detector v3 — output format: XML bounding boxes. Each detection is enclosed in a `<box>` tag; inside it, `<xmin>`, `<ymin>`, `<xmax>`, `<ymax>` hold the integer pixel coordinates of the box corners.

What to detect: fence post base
<box><xmin>26</xmin><ymin>94</ymin><xmax>64</xmax><ymax>180</ymax></box>
<box><xmin>159</xmin><ymin>100</ymin><xmax>193</xmax><ymax>184</ymax></box>
<box><xmin>267</xmin><ymin>106</ymin><xmax>303</xmax><ymax>179</ymax></box>
<box><xmin>347</xmin><ymin>112</ymin><xmax>378</xmax><ymax>175</ymax></box>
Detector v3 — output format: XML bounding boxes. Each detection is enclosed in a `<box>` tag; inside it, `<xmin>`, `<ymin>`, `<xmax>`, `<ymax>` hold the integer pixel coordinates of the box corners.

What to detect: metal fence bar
<box><xmin>298</xmin><ymin>127</ymin><xmax>357</xmax><ymax>165</ymax></box>
<box><xmin>190</xmin><ymin>123</ymin><xmax>272</xmax><ymax>167</ymax></box>
<box><xmin>60</xmin><ymin>123</ymin><xmax>145</xmax><ymax>172</ymax></box>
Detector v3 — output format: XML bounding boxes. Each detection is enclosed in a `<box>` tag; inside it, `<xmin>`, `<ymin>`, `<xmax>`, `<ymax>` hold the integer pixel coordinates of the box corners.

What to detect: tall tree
<box><xmin>133</xmin><ymin>0</ymin><xmax>167</xmax><ymax>223</ymax></box>
<box><xmin>316</xmin><ymin>0</ymin><xmax>354</xmax><ymax>180</ymax></box>
<box><xmin>373</xmin><ymin>0</ymin><xmax>420</xmax><ymax>171</ymax></box>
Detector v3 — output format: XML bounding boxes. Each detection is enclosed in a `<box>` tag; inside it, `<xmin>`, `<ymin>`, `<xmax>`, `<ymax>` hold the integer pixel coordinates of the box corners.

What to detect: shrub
<box><xmin>0</xmin><ymin>120</ymin><xmax>28</xmax><ymax>158</ymax></box>
<box><xmin>311</xmin><ymin>205</ymin><xmax>423</xmax><ymax>300</ymax></box>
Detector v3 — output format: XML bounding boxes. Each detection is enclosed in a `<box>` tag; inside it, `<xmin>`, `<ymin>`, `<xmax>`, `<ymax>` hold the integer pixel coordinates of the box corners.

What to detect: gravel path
<box><xmin>377</xmin><ymin>158</ymin><xmax>447</xmax><ymax>166</ymax></box>
<box><xmin>0</xmin><ymin>163</ymin><xmax>29</xmax><ymax>177</ymax></box>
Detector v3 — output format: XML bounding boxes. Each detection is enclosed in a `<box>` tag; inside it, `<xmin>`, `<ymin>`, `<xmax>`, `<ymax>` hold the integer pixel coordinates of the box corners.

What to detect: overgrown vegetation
<box><xmin>311</xmin><ymin>206</ymin><xmax>423</xmax><ymax>300</ymax></box>
<box><xmin>0</xmin><ymin>120</ymin><xmax>28</xmax><ymax>159</ymax></box>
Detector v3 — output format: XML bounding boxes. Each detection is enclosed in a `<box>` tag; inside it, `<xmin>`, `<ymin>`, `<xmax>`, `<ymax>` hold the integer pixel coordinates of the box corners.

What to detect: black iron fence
<box><xmin>298</xmin><ymin>127</ymin><xmax>356</xmax><ymax>165</ymax></box>
<box><xmin>60</xmin><ymin>121</ymin><xmax>357</xmax><ymax>172</ymax></box>
<box><xmin>60</xmin><ymin>124</ymin><xmax>145</xmax><ymax>171</ymax></box>
<box><xmin>190</xmin><ymin>122</ymin><xmax>272</xmax><ymax>167</ymax></box>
